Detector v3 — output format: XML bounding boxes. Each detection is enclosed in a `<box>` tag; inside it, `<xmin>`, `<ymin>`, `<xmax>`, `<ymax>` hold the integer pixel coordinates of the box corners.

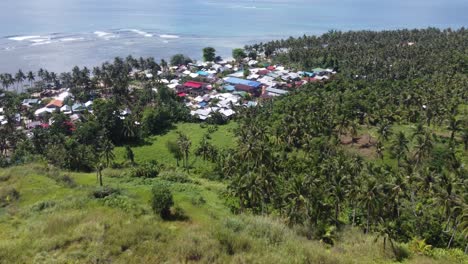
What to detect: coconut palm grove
<box><xmin>0</xmin><ymin>28</ymin><xmax>467</xmax><ymax>263</ymax></box>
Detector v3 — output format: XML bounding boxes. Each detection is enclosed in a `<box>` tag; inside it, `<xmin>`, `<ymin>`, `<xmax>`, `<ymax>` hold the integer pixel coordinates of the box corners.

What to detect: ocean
<box><xmin>0</xmin><ymin>0</ymin><xmax>467</xmax><ymax>73</ymax></box>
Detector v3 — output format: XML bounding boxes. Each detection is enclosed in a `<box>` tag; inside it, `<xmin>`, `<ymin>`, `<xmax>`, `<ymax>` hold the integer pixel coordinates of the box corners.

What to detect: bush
<box><xmin>129</xmin><ymin>161</ymin><xmax>160</xmax><ymax>178</ymax></box>
<box><xmin>151</xmin><ymin>182</ymin><xmax>174</xmax><ymax>219</ymax></box>
<box><xmin>159</xmin><ymin>171</ymin><xmax>192</xmax><ymax>183</ymax></box>
<box><xmin>91</xmin><ymin>187</ymin><xmax>120</xmax><ymax>199</ymax></box>
<box><xmin>31</xmin><ymin>200</ymin><xmax>56</xmax><ymax>212</ymax></box>
<box><xmin>393</xmin><ymin>244</ymin><xmax>410</xmax><ymax>262</ymax></box>
<box><xmin>190</xmin><ymin>195</ymin><xmax>206</xmax><ymax>206</ymax></box>
<box><xmin>0</xmin><ymin>187</ymin><xmax>20</xmax><ymax>207</ymax></box>
<box><xmin>101</xmin><ymin>195</ymin><xmax>144</xmax><ymax>214</ymax></box>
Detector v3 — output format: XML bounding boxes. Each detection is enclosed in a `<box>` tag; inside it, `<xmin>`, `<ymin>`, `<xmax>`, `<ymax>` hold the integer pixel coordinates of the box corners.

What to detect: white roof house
<box><xmin>34</xmin><ymin>107</ymin><xmax>55</xmax><ymax>116</ymax></box>
<box><xmin>60</xmin><ymin>105</ymin><xmax>72</xmax><ymax>114</ymax></box>
<box><xmin>55</xmin><ymin>91</ymin><xmax>72</xmax><ymax>101</ymax></box>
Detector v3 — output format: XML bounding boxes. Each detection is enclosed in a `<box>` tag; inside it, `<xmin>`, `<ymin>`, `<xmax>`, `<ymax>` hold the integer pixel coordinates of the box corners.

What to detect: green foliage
<box><xmin>202</xmin><ymin>47</ymin><xmax>216</xmax><ymax>62</ymax></box>
<box><xmin>151</xmin><ymin>181</ymin><xmax>174</xmax><ymax>219</ymax></box>
<box><xmin>129</xmin><ymin>161</ymin><xmax>161</xmax><ymax>178</ymax></box>
<box><xmin>159</xmin><ymin>170</ymin><xmax>192</xmax><ymax>183</ymax></box>
<box><xmin>408</xmin><ymin>238</ymin><xmax>433</xmax><ymax>256</ymax></box>
<box><xmin>232</xmin><ymin>48</ymin><xmax>247</xmax><ymax>62</ymax></box>
<box><xmin>170</xmin><ymin>54</ymin><xmax>192</xmax><ymax>66</ymax></box>
<box><xmin>141</xmin><ymin>106</ymin><xmax>172</xmax><ymax>135</ymax></box>
<box><xmin>0</xmin><ymin>186</ymin><xmax>19</xmax><ymax>207</ymax></box>
<box><xmin>91</xmin><ymin>186</ymin><xmax>120</xmax><ymax>199</ymax></box>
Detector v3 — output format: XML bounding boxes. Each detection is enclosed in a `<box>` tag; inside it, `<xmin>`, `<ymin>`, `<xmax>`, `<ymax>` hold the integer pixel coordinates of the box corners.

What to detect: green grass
<box><xmin>0</xmin><ymin>163</ymin><xmax>466</xmax><ymax>263</ymax></box>
<box><xmin>114</xmin><ymin>122</ymin><xmax>237</xmax><ymax>167</ymax></box>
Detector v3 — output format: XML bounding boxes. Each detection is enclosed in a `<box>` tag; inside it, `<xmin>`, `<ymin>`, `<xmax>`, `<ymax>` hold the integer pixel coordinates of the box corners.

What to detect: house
<box><xmin>55</xmin><ymin>91</ymin><xmax>72</xmax><ymax>101</ymax></box>
<box><xmin>46</xmin><ymin>99</ymin><xmax>63</xmax><ymax>110</ymax></box>
<box><xmin>34</xmin><ymin>107</ymin><xmax>55</xmax><ymax>117</ymax></box>
<box><xmin>26</xmin><ymin>121</ymin><xmax>42</xmax><ymax>130</ymax></box>
<box><xmin>235</xmin><ymin>84</ymin><xmax>259</xmax><ymax>95</ymax></box>
<box><xmin>22</xmin><ymin>99</ymin><xmax>40</xmax><ymax>107</ymax></box>
<box><xmin>265</xmin><ymin>87</ymin><xmax>289</xmax><ymax>96</ymax></box>
<box><xmin>84</xmin><ymin>101</ymin><xmax>93</xmax><ymax>109</ymax></box>
<box><xmin>224</xmin><ymin>77</ymin><xmax>262</xmax><ymax>88</ymax></box>
<box><xmin>60</xmin><ymin>105</ymin><xmax>72</xmax><ymax>115</ymax></box>
<box><xmin>224</xmin><ymin>85</ymin><xmax>235</xmax><ymax>92</ymax></box>
<box><xmin>197</xmin><ymin>71</ymin><xmax>209</xmax><ymax>77</ymax></box>
<box><xmin>183</xmin><ymin>81</ymin><xmax>207</xmax><ymax>96</ymax></box>
<box><xmin>72</xmin><ymin>103</ymin><xmax>86</xmax><ymax>113</ymax></box>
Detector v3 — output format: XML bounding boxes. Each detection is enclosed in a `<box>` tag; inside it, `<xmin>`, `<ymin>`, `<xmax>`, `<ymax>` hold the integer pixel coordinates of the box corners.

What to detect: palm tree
<box><xmin>377</xmin><ymin>120</ymin><xmax>392</xmax><ymax>142</ymax></box>
<box><xmin>100</xmin><ymin>139</ymin><xmax>115</xmax><ymax>168</ymax></box>
<box><xmin>95</xmin><ymin>162</ymin><xmax>104</xmax><ymax>187</ymax></box>
<box><xmin>359</xmin><ymin>178</ymin><xmax>381</xmax><ymax>233</ymax></box>
<box><xmin>447</xmin><ymin>116</ymin><xmax>462</xmax><ymax>142</ymax></box>
<box><xmin>176</xmin><ymin>132</ymin><xmax>191</xmax><ymax>171</ymax></box>
<box><xmin>461</xmin><ymin>128</ymin><xmax>468</xmax><ymax>151</ymax></box>
<box><xmin>27</xmin><ymin>71</ymin><xmax>35</xmax><ymax>87</ymax></box>
<box><xmin>390</xmin><ymin>132</ymin><xmax>409</xmax><ymax>167</ymax></box>
<box><xmin>166</xmin><ymin>140</ymin><xmax>182</xmax><ymax>167</ymax></box>
<box><xmin>412</xmin><ymin>133</ymin><xmax>433</xmax><ymax>165</ymax></box>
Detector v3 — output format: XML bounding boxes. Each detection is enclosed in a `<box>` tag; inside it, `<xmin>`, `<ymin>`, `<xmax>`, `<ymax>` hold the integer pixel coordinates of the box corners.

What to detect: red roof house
<box><xmin>46</xmin><ymin>99</ymin><xmax>63</xmax><ymax>109</ymax></box>
<box><xmin>184</xmin><ymin>81</ymin><xmax>205</xmax><ymax>89</ymax></box>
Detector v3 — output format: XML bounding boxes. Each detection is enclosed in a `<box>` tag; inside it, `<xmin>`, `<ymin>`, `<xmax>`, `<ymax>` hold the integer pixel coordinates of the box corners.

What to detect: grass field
<box><xmin>114</xmin><ymin>122</ymin><xmax>237</xmax><ymax>167</ymax></box>
<box><xmin>1</xmin><ymin>164</ymin><xmax>466</xmax><ymax>263</ymax></box>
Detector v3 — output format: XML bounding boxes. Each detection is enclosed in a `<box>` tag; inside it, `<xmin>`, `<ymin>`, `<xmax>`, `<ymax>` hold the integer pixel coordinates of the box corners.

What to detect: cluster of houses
<box><xmin>0</xmin><ymin>89</ymin><xmax>94</xmax><ymax>133</ymax></box>
<box><xmin>0</xmin><ymin>59</ymin><xmax>336</xmax><ymax>133</ymax></box>
<box><xmin>158</xmin><ymin>60</ymin><xmax>336</xmax><ymax>120</ymax></box>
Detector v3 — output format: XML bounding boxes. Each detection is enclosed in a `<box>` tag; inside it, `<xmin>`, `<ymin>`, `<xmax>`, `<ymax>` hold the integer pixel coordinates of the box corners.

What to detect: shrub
<box><xmin>159</xmin><ymin>171</ymin><xmax>192</xmax><ymax>183</ymax></box>
<box><xmin>101</xmin><ymin>195</ymin><xmax>144</xmax><ymax>214</ymax></box>
<box><xmin>393</xmin><ymin>244</ymin><xmax>410</xmax><ymax>262</ymax></box>
<box><xmin>129</xmin><ymin>161</ymin><xmax>160</xmax><ymax>178</ymax></box>
<box><xmin>190</xmin><ymin>195</ymin><xmax>206</xmax><ymax>206</ymax></box>
<box><xmin>408</xmin><ymin>238</ymin><xmax>432</xmax><ymax>256</ymax></box>
<box><xmin>91</xmin><ymin>187</ymin><xmax>120</xmax><ymax>199</ymax></box>
<box><xmin>0</xmin><ymin>187</ymin><xmax>20</xmax><ymax>207</ymax></box>
<box><xmin>31</xmin><ymin>200</ymin><xmax>57</xmax><ymax>212</ymax></box>
<box><xmin>151</xmin><ymin>182</ymin><xmax>174</xmax><ymax>219</ymax></box>
<box><xmin>214</xmin><ymin>229</ymin><xmax>251</xmax><ymax>255</ymax></box>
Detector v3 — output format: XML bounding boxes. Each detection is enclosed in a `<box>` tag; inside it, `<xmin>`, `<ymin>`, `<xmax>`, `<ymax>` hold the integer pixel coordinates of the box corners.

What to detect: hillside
<box><xmin>0</xmin><ymin>167</ymin><xmax>464</xmax><ymax>263</ymax></box>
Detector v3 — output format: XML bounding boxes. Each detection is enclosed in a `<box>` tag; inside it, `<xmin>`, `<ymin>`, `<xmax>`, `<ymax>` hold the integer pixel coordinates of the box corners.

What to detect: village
<box><xmin>0</xmin><ymin>57</ymin><xmax>336</xmax><ymax>133</ymax></box>
<box><xmin>152</xmin><ymin>59</ymin><xmax>336</xmax><ymax>121</ymax></box>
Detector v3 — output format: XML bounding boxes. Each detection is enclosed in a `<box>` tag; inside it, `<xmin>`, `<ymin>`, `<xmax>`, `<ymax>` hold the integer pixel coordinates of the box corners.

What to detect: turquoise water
<box><xmin>0</xmin><ymin>0</ymin><xmax>467</xmax><ymax>72</ymax></box>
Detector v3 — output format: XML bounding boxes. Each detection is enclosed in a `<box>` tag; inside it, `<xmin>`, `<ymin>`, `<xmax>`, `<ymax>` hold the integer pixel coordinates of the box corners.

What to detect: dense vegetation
<box><xmin>0</xmin><ymin>28</ymin><xmax>467</xmax><ymax>262</ymax></box>
<box><xmin>225</xmin><ymin>28</ymin><xmax>468</xmax><ymax>254</ymax></box>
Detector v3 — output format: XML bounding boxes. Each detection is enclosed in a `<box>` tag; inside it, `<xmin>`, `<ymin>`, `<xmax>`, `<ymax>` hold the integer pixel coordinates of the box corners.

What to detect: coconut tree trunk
<box><xmin>366</xmin><ymin>203</ymin><xmax>370</xmax><ymax>233</ymax></box>
<box><xmin>447</xmin><ymin>221</ymin><xmax>459</xmax><ymax>249</ymax></box>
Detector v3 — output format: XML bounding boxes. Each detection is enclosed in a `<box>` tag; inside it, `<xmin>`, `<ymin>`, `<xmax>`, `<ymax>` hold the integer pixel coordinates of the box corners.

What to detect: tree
<box><xmin>202</xmin><ymin>47</ymin><xmax>216</xmax><ymax>62</ymax></box>
<box><xmin>176</xmin><ymin>132</ymin><xmax>191</xmax><ymax>171</ymax></box>
<box><xmin>27</xmin><ymin>71</ymin><xmax>35</xmax><ymax>87</ymax></box>
<box><xmin>390</xmin><ymin>132</ymin><xmax>409</xmax><ymax>167</ymax></box>
<box><xmin>232</xmin><ymin>48</ymin><xmax>247</xmax><ymax>62</ymax></box>
<box><xmin>151</xmin><ymin>182</ymin><xmax>174</xmax><ymax>219</ymax></box>
<box><xmin>124</xmin><ymin>145</ymin><xmax>135</xmax><ymax>165</ymax></box>
<box><xmin>166</xmin><ymin>140</ymin><xmax>183</xmax><ymax>166</ymax></box>
<box><xmin>170</xmin><ymin>54</ymin><xmax>192</xmax><ymax>66</ymax></box>
<box><xmin>96</xmin><ymin>162</ymin><xmax>104</xmax><ymax>187</ymax></box>
<box><xmin>15</xmin><ymin>70</ymin><xmax>26</xmax><ymax>92</ymax></box>
<box><xmin>100</xmin><ymin>139</ymin><xmax>115</xmax><ymax>168</ymax></box>
<box><xmin>447</xmin><ymin>117</ymin><xmax>462</xmax><ymax>142</ymax></box>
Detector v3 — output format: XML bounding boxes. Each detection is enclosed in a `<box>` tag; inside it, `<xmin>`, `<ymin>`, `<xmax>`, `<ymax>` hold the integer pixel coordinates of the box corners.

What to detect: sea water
<box><xmin>0</xmin><ymin>0</ymin><xmax>466</xmax><ymax>73</ymax></box>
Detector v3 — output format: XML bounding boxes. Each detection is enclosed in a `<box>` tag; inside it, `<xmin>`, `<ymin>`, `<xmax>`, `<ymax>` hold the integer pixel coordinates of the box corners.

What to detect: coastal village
<box><xmin>0</xmin><ymin>57</ymin><xmax>336</xmax><ymax>132</ymax></box>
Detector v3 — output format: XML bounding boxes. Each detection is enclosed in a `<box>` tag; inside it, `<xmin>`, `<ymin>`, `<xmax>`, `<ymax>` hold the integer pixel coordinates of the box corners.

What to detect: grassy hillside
<box><xmin>0</xmin><ymin>123</ymin><xmax>466</xmax><ymax>263</ymax></box>
<box><xmin>1</xmin><ymin>164</ymin><xmax>466</xmax><ymax>264</ymax></box>
<box><xmin>114</xmin><ymin>122</ymin><xmax>237</xmax><ymax>166</ymax></box>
